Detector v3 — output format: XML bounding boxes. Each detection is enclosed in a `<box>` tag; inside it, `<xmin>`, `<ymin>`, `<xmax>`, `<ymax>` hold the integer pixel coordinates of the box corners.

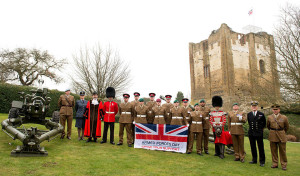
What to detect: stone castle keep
<box><xmin>189</xmin><ymin>23</ymin><xmax>281</xmax><ymax>110</ymax></box>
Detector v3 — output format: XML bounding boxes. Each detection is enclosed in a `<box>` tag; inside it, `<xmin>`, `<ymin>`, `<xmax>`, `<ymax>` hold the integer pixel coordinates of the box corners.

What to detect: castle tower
<box><xmin>189</xmin><ymin>23</ymin><xmax>281</xmax><ymax>110</ymax></box>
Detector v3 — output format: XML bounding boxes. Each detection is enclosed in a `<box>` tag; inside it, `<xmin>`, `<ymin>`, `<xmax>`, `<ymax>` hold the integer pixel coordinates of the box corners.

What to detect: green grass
<box><xmin>0</xmin><ymin>113</ymin><xmax>300</xmax><ymax>176</ymax></box>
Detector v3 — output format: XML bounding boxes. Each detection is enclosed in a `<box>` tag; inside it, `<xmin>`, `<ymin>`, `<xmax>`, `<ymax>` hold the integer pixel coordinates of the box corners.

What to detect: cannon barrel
<box><xmin>1</xmin><ymin>119</ymin><xmax>26</xmax><ymax>142</ymax></box>
<box><xmin>37</xmin><ymin>120</ymin><xmax>63</xmax><ymax>143</ymax></box>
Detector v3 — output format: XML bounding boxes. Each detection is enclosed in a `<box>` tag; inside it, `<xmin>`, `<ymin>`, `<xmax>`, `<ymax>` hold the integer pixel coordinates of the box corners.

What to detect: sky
<box><xmin>0</xmin><ymin>0</ymin><xmax>299</xmax><ymax>100</ymax></box>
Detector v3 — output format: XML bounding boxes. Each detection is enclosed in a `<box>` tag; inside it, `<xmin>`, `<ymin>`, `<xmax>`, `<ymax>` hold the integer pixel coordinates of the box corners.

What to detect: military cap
<box><xmin>123</xmin><ymin>93</ymin><xmax>130</xmax><ymax>98</ymax></box>
<box><xmin>156</xmin><ymin>98</ymin><xmax>161</xmax><ymax>102</ymax></box>
<box><xmin>174</xmin><ymin>100</ymin><xmax>179</xmax><ymax>103</ymax></box>
<box><xmin>271</xmin><ymin>104</ymin><xmax>280</xmax><ymax>109</ymax></box>
<box><xmin>194</xmin><ymin>103</ymin><xmax>199</xmax><ymax>107</ymax></box>
<box><xmin>233</xmin><ymin>103</ymin><xmax>239</xmax><ymax>106</ymax></box>
<box><xmin>182</xmin><ymin>98</ymin><xmax>189</xmax><ymax>102</ymax></box>
<box><xmin>250</xmin><ymin>101</ymin><xmax>259</xmax><ymax>106</ymax></box>
<box><xmin>92</xmin><ymin>91</ymin><xmax>98</xmax><ymax>95</ymax></box>
<box><xmin>149</xmin><ymin>93</ymin><xmax>156</xmax><ymax>97</ymax></box>
<box><xmin>165</xmin><ymin>95</ymin><xmax>172</xmax><ymax>99</ymax></box>
<box><xmin>79</xmin><ymin>91</ymin><xmax>85</xmax><ymax>96</ymax></box>
<box><xmin>65</xmin><ymin>88</ymin><xmax>70</xmax><ymax>92</ymax></box>
<box><xmin>134</xmin><ymin>92</ymin><xmax>140</xmax><ymax>97</ymax></box>
<box><xmin>200</xmin><ymin>99</ymin><xmax>206</xmax><ymax>103</ymax></box>
<box><xmin>139</xmin><ymin>98</ymin><xmax>144</xmax><ymax>102</ymax></box>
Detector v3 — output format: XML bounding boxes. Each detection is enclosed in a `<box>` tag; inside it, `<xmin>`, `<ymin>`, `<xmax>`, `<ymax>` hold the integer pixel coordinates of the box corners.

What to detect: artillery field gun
<box><xmin>1</xmin><ymin>88</ymin><xmax>63</xmax><ymax>156</ymax></box>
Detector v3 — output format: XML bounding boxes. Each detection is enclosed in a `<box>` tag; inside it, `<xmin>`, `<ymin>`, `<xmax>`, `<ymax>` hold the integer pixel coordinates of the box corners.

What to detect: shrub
<box><xmin>287</xmin><ymin>125</ymin><xmax>300</xmax><ymax>142</ymax></box>
<box><xmin>280</xmin><ymin>104</ymin><xmax>300</xmax><ymax>114</ymax></box>
<box><xmin>263</xmin><ymin>129</ymin><xmax>269</xmax><ymax>139</ymax></box>
<box><xmin>286</xmin><ymin>135</ymin><xmax>297</xmax><ymax>142</ymax></box>
<box><xmin>0</xmin><ymin>83</ymin><xmax>80</xmax><ymax>117</ymax></box>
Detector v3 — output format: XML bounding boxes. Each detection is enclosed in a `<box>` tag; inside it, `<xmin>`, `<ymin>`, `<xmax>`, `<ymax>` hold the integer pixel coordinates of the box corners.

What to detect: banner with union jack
<box><xmin>134</xmin><ymin>123</ymin><xmax>188</xmax><ymax>153</ymax></box>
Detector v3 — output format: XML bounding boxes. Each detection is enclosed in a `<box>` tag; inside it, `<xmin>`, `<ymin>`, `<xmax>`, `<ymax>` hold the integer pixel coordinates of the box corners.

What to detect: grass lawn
<box><xmin>0</xmin><ymin>113</ymin><xmax>299</xmax><ymax>176</ymax></box>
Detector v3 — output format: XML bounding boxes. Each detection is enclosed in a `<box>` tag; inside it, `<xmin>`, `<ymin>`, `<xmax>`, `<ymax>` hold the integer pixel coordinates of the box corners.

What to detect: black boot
<box><xmin>93</xmin><ymin>138</ymin><xmax>97</xmax><ymax>142</ymax></box>
<box><xmin>86</xmin><ymin>137</ymin><xmax>92</xmax><ymax>143</ymax></box>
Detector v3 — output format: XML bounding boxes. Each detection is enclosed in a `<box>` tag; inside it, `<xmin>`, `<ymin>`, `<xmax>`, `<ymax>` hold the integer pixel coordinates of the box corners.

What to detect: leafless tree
<box><xmin>274</xmin><ymin>3</ymin><xmax>300</xmax><ymax>101</ymax></box>
<box><xmin>0</xmin><ymin>48</ymin><xmax>66</xmax><ymax>86</ymax></box>
<box><xmin>71</xmin><ymin>44</ymin><xmax>131</xmax><ymax>99</ymax></box>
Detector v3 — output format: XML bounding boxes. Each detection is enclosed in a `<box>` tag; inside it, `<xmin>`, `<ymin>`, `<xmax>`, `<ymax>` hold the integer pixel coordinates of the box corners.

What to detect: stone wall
<box><xmin>189</xmin><ymin>23</ymin><xmax>281</xmax><ymax>111</ymax></box>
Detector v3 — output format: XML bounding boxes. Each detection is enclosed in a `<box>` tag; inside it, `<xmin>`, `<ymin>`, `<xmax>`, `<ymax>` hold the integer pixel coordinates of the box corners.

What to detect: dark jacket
<box><xmin>247</xmin><ymin>111</ymin><xmax>266</xmax><ymax>137</ymax></box>
<box><xmin>75</xmin><ymin>99</ymin><xmax>88</xmax><ymax>118</ymax></box>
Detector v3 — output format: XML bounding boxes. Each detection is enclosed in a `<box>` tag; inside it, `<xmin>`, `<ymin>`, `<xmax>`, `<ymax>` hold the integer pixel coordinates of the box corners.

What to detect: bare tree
<box><xmin>71</xmin><ymin>44</ymin><xmax>131</xmax><ymax>99</ymax></box>
<box><xmin>0</xmin><ymin>48</ymin><xmax>66</xmax><ymax>86</ymax></box>
<box><xmin>274</xmin><ymin>3</ymin><xmax>300</xmax><ymax>101</ymax></box>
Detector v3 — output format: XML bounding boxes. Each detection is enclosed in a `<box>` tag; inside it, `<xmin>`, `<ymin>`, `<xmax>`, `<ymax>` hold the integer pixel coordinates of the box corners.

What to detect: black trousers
<box><xmin>102</xmin><ymin>122</ymin><xmax>115</xmax><ymax>142</ymax></box>
<box><xmin>249</xmin><ymin>135</ymin><xmax>265</xmax><ymax>164</ymax></box>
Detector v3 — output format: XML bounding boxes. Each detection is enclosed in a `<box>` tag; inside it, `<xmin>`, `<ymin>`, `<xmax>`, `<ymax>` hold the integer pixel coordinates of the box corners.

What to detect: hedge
<box><xmin>0</xmin><ymin>83</ymin><xmax>80</xmax><ymax>117</ymax></box>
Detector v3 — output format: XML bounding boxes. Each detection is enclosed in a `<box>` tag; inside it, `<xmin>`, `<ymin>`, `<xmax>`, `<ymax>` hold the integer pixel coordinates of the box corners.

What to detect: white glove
<box><xmin>229</xmin><ymin>131</ymin><xmax>231</xmax><ymax>135</ymax></box>
<box><xmin>133</xmin><ymin>121</ymin><xmax>136</xmax><ymax>125</ymax></box>
<box><xmin>239</xmin><ymin>115</ymin><xmax>242</xmax><ymax>121</ymax></box>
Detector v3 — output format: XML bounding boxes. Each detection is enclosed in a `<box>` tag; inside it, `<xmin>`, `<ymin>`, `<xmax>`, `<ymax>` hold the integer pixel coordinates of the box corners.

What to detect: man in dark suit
<box><xmin>247</xmin><ymin>101</ymin><xmax>266</xmax><ymax>167</ymax></box>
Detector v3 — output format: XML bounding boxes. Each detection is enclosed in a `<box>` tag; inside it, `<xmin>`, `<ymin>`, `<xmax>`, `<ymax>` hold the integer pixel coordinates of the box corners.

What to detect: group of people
<box><xmin>57</xmin><ymin>88</ymin><xmax>290</xmax><ymax>171</ymax></box>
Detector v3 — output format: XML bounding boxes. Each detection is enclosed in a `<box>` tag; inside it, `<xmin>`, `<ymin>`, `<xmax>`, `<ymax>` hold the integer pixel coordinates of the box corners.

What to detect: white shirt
<box><xmin>92</xmin><ymin>99</ymin><xmax>99</xmax><ymax>105</ymax></box>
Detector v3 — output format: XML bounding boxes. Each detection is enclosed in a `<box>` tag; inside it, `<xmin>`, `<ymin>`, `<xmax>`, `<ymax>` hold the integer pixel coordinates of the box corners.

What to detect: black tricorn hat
<box><xmin>212</xmin><ymin>96</ymin><xmax>223</xmax><ymax>107</ymax></box>
<box><xmin>106</xmin><ymin>87</ymin><xmax>115</xmax><ymax>98</ymax></box>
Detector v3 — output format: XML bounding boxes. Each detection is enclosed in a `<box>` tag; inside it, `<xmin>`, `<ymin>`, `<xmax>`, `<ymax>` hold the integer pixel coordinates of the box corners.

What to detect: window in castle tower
<box><xmin>204</xmin><ymin>65</ymin><xmax>210</xmax><ymax>78</ymax></box>
<box><xmin>259</xmin><ymin>60</ymin><xmax>265</xmax><ymax>74</ymax></box>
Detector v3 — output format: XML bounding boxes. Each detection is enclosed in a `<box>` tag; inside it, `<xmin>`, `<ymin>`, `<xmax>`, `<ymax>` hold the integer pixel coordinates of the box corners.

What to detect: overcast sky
<box><xmin>1</xmin><ymin>0</ymin><xmax>299</xmax><ymax>100</ymax></box>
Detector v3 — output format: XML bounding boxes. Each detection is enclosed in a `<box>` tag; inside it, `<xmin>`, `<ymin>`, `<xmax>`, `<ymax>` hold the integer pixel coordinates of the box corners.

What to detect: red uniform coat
<box><xmin>209</xmin><ymin>110</ymin><xmax>232</xmax><ymax>145</ymax></box>
<box><xmin>103</xmin><ymin>101</ymin><xmax>119</xmax><ymax>122</ymax></box>
<box><xmin>84</xmin><ymin>100</ymin><xmax>103</xmax><ymax>138</ymax></box>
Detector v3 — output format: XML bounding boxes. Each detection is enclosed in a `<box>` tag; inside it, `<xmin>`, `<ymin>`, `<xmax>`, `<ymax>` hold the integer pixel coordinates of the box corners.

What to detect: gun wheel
<box><xmin>8</xmin><ymin>108</ymin><xmax>19</xmax><ymax>119</ymax></box>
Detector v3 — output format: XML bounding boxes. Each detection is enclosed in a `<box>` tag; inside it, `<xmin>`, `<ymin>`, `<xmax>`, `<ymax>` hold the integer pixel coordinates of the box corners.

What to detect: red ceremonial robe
<box><xmin>84</xmin><ymin>100</ymin><xmax>103</xmax><ymax>138</ymax></box>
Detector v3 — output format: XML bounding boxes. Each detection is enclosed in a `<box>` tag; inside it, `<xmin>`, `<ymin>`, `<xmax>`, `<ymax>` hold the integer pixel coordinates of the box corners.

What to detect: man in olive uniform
<box><xmin>228</xmin><ymin>103</ymin><xmax>247</xmax><ymax>162</ymax></box>
<box><xmin>162</xmin><ymin>95</ymin><xmax>174</xmax><ymax>125</ymax></box>
<box><xmin>181</xmin><ymin>98</ymin><xmax>193</xmax><ymax>122</ymax></box>
<box><xmin>130</xmin><ymin>92</ymin><xmax>140</xmax><ymax>143</ymax></box>
<box><xmin>199</xmin><ymin>99</ymin><xmax>211</xmax><ymax>154</ymax></box>
<box><xmin>153</xmin><ymin>99</ymin><xmax>166</xmax><ymax>124</ymax></box>
<box><xmin>146</xmin><ymin>93</ymin><xmax>156</xmax><ymax>124</ymax></box>
<box><xmin>247</xmin><ymin>101</ymin><xmax>266</xmax><ymax>167</ymax></box>
<box><xmin>134</xmin><ymin>98</ymin><xmax>149</xmax><ymax>124</ymax></box>
<box><xmin>131</xmin><ymin>92</ymin><xmax>140</xmax><ymax>108</ymax></box>
<box><xmin>267</xmin><ymin>104</ymin><xmax>289</xmax><ymax>170</ymax></box>
<box><xmin>181</xmin><ymin>98</ymin><xmax>193</xmax><ymax>149</ymax></box>
<box><xmin>58</xmin><ymin>88</ymin><xmax>75</xmax><ymax>139</ymax></box>
<box><xmin>170</xmin><ymin>100</ymin><xmax>188</xmax><ymax>126</ymax></box>
<box><xmin>117</xmin><ymin>93</ymin><xmax>134</xmax><ymax>147</ymax></box>
<box><xmin>187</xmin><ymin>103</ymin><xmax>204</xmax><ymax>155</ymax></box>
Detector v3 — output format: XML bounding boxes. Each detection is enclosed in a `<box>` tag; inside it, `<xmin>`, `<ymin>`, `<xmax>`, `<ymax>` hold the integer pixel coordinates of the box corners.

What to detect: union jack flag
<box><xmin>134</xmin><ymin>123</ymin><xmax>188</xmax><ymax>153</ymax></box>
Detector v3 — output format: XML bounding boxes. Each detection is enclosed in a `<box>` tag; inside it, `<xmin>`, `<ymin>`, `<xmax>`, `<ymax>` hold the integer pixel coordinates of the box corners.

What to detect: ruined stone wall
<box><xmin>189</xmin><ymin>23</ymin><xmax>281</xmax><ymax>111</ymax></box>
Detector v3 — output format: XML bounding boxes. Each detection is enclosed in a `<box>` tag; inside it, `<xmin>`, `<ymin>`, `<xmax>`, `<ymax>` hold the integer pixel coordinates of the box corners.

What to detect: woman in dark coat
<box><xmin>75</xmin><ymin>91</ymin><xmax>88</xmax><ymax>140</ymax></box>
